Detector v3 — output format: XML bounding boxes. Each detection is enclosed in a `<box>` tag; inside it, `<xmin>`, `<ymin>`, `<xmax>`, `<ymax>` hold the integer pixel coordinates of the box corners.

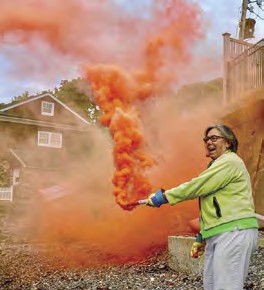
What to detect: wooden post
<box><xmin>222</xmin><ymin>33</ymin><xmax>231</xmax><ymax>104</ymax></box>
<box><xmin>262</xmin><ymin>48</ymin><xmax>264</xmax><ymax>87</ymax></box>
<box><xmin>239</xmin><ymin>0</ymin><xmax>248</xmax><ymax>41</ymax></box>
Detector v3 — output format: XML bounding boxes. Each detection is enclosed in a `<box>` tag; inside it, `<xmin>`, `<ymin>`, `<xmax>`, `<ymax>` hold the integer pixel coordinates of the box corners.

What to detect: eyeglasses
<box><xmin>203</xmin><ymin>135</ymin><xmax>225</xmax><ymax>143</ymax></box>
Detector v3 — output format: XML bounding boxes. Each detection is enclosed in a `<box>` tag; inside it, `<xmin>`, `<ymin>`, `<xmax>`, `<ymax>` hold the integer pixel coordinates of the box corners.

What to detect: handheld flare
<box><xmin>125</xmin><ymin>199</ymin><xmax>148</xmax><ymax>207</ymax></box>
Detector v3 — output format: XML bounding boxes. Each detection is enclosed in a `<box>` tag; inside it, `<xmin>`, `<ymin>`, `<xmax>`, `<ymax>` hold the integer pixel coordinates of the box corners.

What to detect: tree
<box><xmin>54</xmin><ymin>78</ymin><xmax>101</xmax><ymax>123</ymax></box>
<box><xmin>175</xmin><ymin>78</ymin><xmax>223</xmax><ymax>107</ymax></box>
<box><xmin>12</xmin><ymin>91</ymin><xmax>30</xmax><ymax>103</ymax></box>
<box><xmin>0</xmin><ymin>160</ymin><xmax>12</xmax><ymax>187</ymax></box>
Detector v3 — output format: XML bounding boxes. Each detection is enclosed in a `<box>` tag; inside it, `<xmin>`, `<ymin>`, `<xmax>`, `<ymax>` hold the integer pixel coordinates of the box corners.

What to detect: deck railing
<box><xmin>223</xmin><ymin>33</ymin><xmax>264</xmax><ymax>103</ymax></box>
<box><xmin>227</xmin><ymin>40</ymin><xmax>264</xmax><ymax>101</ymax></box>
<box><xmin>229</xmin><ymin>37</ymin><xmax>253</xmax><ymax>59</ymax></box>
<box><xmin>0</xmin><ymin>186</ymin><xmax>13</xmax><ymax>201</ymax></box>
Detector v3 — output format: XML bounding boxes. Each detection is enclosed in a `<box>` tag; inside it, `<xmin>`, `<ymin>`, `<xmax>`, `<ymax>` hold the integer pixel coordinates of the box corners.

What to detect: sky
<box><xmin>0</xmin><ymin>0</ymin><xmax>264</xmax><ymax>104</ymax></box>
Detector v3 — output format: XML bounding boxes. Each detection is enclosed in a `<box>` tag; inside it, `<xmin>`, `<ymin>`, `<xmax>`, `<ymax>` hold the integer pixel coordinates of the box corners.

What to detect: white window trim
<box><xmin>41</xmin><ymin>101</ymin><xmax>54</xmax><ymax>116</ymax></box>
<box><xmin>38</xmin><ymin>131</ymin><xmax>62</xmax><ymax>148</ymax></box>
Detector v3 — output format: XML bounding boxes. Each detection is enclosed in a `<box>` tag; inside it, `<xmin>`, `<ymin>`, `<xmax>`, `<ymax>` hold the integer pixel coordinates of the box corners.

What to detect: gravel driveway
<box><xmin>0</xmin><ymin>233</ymin><xmax>263</xmax><ymax>290</ymax></box>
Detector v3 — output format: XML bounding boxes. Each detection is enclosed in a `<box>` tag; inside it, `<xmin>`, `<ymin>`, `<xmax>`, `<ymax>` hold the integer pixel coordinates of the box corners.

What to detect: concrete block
<box><xmin>168</xmin><ymin>234</ymin><xmax>264</xmax><ymax>275</ymax></box>
<box><xmin>256</xmin><ymin>213</ymin><xmax>264</xmax><ymax>230</ymax></box>
<box><xmin>168</xmin><ymin>236</ymin><xmax>204</xmax><ymax>275</ymax></box>
<box><xmin>258</xmin><ymin>236</ymin><xmax>264</xmax><ymax>247</ymax></box>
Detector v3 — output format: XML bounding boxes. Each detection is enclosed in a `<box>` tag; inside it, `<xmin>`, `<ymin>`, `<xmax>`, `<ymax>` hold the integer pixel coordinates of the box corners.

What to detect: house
<box><xmin>0</xmin><ymin>93</ymin><xmax>91</xmax><ymax>201</ymax></box>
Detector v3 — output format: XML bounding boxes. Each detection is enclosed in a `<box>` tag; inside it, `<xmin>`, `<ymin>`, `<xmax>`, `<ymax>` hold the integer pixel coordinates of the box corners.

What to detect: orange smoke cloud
<box><xmin>0</xmin><ymin>0</ymin><xmax>126</xmax><ymax>58</ymax></box>
<box><xmin>0</xmin><ymin>0</ymin><xmax>202</xmax><ymax>75</ymax></box>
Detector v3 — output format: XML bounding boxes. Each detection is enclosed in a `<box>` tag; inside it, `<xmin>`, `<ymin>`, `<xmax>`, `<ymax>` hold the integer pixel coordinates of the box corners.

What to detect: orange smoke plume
<box><xmin>83</xmin><ymin>65</ymin><xmax>154</xmax><ymax>209</ymax></box>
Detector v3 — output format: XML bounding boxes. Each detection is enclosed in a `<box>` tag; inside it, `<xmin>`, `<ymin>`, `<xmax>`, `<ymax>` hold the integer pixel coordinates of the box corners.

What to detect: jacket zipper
<box><xmin>213</xmin><ymin>196</ymin><xmax>222</xmax><ymax>218</ymax></box>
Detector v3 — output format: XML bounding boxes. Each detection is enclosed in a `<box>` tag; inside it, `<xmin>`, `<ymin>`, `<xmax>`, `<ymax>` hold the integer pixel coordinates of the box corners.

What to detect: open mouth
<box><xmin>208</xmin><ymin>147</ymin><xmax>216</xmax><ymax>153</ymax></box>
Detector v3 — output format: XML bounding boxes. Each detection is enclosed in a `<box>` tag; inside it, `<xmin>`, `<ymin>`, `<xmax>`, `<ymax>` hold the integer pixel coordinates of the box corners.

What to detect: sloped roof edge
<box><xmin>0</xmin><ymin>93</ymin><xmax>90</xmax><ymax>126</ymax></box>
<box><xmin>9</xmin><ymin>147</ymin><xmax>66</xmax><ymax>170</ymax></box>
<box><xmin>0</xmin><ymin>114</ymin><xmax>90</xmax><ymax>132</ymax></box>
<box><xmin>9</xmin><ymin>149</ymin><xmax>26</xmax><ymax>167</ymax></box>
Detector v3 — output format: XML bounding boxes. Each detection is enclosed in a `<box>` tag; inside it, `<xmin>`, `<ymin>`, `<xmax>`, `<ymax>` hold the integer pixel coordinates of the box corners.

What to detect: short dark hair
<box><xmin>204</xmin><ymin>125</ymin><xmax>238</xmax><ymax>153</ymax></box>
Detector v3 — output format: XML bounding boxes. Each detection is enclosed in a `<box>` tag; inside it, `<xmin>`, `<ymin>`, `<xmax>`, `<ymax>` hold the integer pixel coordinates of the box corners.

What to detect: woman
<box><xmin>147</xmin><ymin>124</ymin><xmax>258</xmax><ymax>290</ymax></box>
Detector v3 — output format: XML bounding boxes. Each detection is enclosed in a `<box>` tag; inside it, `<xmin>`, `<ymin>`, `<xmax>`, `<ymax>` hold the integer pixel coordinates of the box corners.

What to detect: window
<box><xmin>41</xmin><ymin>101</ymin><xmax>54</xmax><ymax>116</ymax></box>
<box><xmin>38</xmin><ymin>131</ymin><xmax>62</xmax><ymax>148</ymax></box>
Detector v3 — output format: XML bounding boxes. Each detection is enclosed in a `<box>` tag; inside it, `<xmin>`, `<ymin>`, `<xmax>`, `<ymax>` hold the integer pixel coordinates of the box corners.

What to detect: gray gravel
<box><xmin>0</xmin><ymin>233</ymin><xmax>263</xmax><ymax>290</ymax></box>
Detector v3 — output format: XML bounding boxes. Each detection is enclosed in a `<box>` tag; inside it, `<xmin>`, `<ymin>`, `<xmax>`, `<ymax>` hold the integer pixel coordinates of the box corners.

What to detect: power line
<box><xmin>247</xmin><ymin>0</ymin><xmax>264</xmax><ymax>19</ymax></box>
<box><xmin>248</xmin><ymin>0</ymin><xmax>264</xmax><ymax>7</ymax></box>
<box><xmin>249</xmin><ymin>8</ymin><xmax>264</xmax><ymax>19</ymax></box>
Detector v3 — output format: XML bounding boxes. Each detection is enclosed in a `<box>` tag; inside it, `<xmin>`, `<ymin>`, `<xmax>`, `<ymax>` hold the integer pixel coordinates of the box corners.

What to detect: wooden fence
<box><xmin>228</xmin><ymin>39</ymin><xmax>264</xmax><ymax>101</ymax></box>
<box><xmin>228</xmin><ymin>37</ymin><xmax>253</xmax><ymax>59</ymax></box>
<box><xmin>223</xmin><ymin>33</ymin><xmax>264</xmax><ymax>102</ymax></box>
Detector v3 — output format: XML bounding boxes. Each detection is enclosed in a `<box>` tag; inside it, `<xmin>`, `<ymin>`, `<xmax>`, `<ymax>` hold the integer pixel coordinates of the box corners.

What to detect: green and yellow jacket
<box><xmin>165</xmin><ymin>150</ymin><xmax>258</xmax><ymax>239</ymax></box>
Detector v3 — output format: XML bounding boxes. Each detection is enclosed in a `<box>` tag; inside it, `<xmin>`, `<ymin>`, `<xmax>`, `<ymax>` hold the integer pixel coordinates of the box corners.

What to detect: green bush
<box><xmin>0</xmin><ymin>160</ymin><xmax>12</xmax><ymax>187</ymax></box>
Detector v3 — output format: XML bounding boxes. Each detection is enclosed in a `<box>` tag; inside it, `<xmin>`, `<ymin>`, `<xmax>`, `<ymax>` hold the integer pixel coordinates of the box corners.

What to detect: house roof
<box><xmin>0</xmin><ymin>93</ymin><xmax>90</xmax><ymax>126</ymax></box>
<box><xmin>0</xmin><ymin>114</ymin><xmax>90</xmax><ymax>132</ymax></box>
<box><xmin>10</xmin><ymin>148</ymin><xmax>68</xmax><ymax>170</ymax></box>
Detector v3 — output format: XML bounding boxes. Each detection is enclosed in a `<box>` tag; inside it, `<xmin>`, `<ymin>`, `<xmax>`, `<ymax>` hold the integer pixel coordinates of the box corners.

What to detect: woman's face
<box><xmin>204</xmin><ymin>128</ymin><xmax>231</xmax><ymax>160</ymax></box>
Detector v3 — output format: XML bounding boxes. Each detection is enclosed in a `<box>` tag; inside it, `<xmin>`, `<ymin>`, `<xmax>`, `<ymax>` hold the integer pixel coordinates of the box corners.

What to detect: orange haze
<box><xmin>0</xmin><ymin>0</ymin><xmax>224</xmax><ymax>265</ymax></box>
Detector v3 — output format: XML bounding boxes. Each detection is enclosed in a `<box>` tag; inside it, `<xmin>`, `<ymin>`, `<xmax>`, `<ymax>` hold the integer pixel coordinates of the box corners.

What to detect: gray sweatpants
<box><xmin>203</xmin><ymin>228</ymin><xmax>258</xmax><ymax>290</ymax></box>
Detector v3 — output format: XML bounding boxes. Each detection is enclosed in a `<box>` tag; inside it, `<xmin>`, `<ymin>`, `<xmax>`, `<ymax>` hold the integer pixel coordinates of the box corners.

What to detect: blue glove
<box><xmin>146</xmin><ymin>188</ymin><xmax>168</xmax><ymax>207</ymax></box>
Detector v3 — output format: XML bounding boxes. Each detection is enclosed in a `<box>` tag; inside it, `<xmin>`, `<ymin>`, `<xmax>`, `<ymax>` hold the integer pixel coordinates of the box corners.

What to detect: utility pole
<box><xmin>239</xmin><ymin>0</ymin><xmax>248</xmax><ymax>40</ymax></box>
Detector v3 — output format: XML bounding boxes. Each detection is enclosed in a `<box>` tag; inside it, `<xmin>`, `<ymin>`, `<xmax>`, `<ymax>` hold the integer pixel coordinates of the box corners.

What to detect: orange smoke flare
<box><xmin>83</xmin><ymin>65</ymin><xmax>154</xmax><ymax>210</ymax></box>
